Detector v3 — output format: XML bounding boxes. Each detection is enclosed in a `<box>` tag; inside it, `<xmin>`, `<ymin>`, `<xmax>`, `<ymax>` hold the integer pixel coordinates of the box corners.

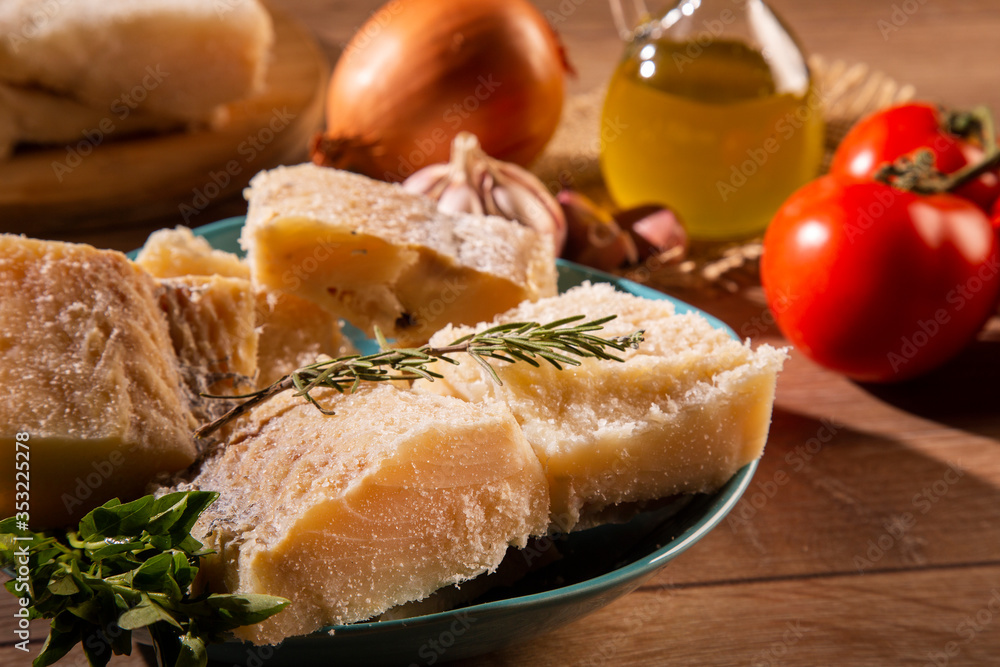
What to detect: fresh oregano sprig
<box><xmin>0</xmin><ymin>492</ymin><xmax>288</xmax><ymax>667</ymax></box>
<box><xmin>195</xmin><ymin>315</ymin><xmax>644</xmax><ymax>439</ymax></box>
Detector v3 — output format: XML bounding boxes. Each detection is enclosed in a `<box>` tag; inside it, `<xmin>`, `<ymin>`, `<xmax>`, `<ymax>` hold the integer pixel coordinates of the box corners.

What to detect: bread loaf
<box><xmin>416</xmin><ymin>282</ymin><xmax>787</xmax><ymax>532</ymax></box>
<box><xmin>241</xmin><ymin>164</ymin><xmax>557</xmax><ymax>343</ymax></box>
<box><xmin>177</xmin><ymin>383</ymin><xmax>549</xmax><ymax>645</ymax></box>
<box><xmin>0</xmin><ymin>236</ymin><xmax>198</xmax><ymax>527</ymax></box>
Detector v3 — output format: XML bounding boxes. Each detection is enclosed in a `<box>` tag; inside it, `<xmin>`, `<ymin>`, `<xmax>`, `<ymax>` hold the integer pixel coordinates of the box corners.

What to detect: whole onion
<box><xmin>311</xmin><ymin>0</ymin><xmax>570</xmax><ymax>182</ymax></box>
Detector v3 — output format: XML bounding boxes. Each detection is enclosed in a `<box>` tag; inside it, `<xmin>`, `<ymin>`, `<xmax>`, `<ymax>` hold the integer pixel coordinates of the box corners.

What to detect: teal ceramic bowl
<box><xmin>147</xmin><ymin>217</ymin><xmax>759</xmax><ymax>666</ymax></box>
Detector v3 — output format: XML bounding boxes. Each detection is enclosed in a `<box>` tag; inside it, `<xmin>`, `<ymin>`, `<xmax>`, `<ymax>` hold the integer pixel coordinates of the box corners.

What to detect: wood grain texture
<box><xmin>2</xmin><ymin>1</ymin><xmax>999</xmax><ymax>666</ymax></box>
<box><xmin>451</xmin><ymin>565</ymin><xmax>1000</xmax><ymax>666</ymax></box>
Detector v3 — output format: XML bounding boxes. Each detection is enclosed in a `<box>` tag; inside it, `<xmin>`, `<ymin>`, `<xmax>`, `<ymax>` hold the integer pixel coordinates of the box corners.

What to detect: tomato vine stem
<box><xmin>874</xmin><ymin>105</ymin><xmax>1000</xmax><ymax>195</ymax></box>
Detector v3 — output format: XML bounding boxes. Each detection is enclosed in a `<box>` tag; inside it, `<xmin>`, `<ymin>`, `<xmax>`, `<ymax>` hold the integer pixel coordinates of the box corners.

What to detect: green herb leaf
<box><xmin>33</xmin><ymin>615</ymin><xmax>81</xmax><ymax>667</ymax></box>
<box><xmin>46</xmin><ymin>570</ymin><xmax>79</xmax><ymax>596</ymax></box>
<box><xmin>2</xmin><ymin>491</ymin><xmax>289</xmax><ymax>667</ymax></box>
<box><xmin>196</xmin><ymin>315</ymin><xmax>645</xmax><ymax>438</ymax></box>
<box><xmin>132</xmin><ymin>552</ymin><xmax>174</xmax><ymax>589</ymax></box>
<box><xmin>108</xmin><ymin>622</ymin><xmax>133</xmax><ymax>657</ymax></box>
<box><xmin>81</xmin><ymin>629</ymin><xmax>113</xmax><ymax>667</ymax></box>
<box><xmin>205</xmin><ymin>593</ymin><xmax>291</xmax><ymax>627</ymax></box>
<box><xmin>177</xmin><ymin>633</ymin><xmax>209</xmax><ymax>667</ymax></box>
<box><xmin>146</xmin><ymin>493</ymin><xmax>191</xmax><ymax>535</ymax></box>
<box><xmin>78</xmin><ymin>496</ymin><xmax>154</xmax><ymax>541</ymax></box>
<box><xmin>118</xmin><ymin>595</ymin><xmax>181</xmax><ymax>630</ymax></box>
<box><xmin>66</xmin><ymin>597</ymin><xmax>101</xmax><ymax>624</ymax></box>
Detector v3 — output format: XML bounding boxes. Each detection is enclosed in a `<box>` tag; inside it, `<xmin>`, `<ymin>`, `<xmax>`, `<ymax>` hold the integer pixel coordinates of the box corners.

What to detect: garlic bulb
<box><xmin>402</xmin><ymin>132</ymin><xmax>566</xmax><ymax>254</ymax></box>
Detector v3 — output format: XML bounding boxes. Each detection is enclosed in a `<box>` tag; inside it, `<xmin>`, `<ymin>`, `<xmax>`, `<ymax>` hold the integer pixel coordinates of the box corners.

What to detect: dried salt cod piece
<box><xmin>0</xmin><ymin>81</ymin><xmax>182</xmax><ymax>160</ymax></box>
<box><xmin>0</xmin><ymin>0</ymin><xmax>273</xmax><ymax>157</ymax></box>
<box><xmin>240</xmin><ymin>164</ymin><xmax>558</xmax><ymax>344</ymax></box>
<box><xmin>136</xmin><ymin>226</ymin><xmax>251</xmax><ymax>280</ymax></box>
<box><xmin>156</xmin><ymin>275</ymin><xmax>259</xmax><ymax>415</ymax></box>
<box><xmin>136</xmin><ymin>225</ymin><xmax>352</xmax><ymax>389</ymax></box>
<box><xmin>0</xmin><ymin>0</ymin><xmax>273</xmax><ymax>123</ymax></box>
<box><xmin>178</xmin><ymin>383</ymin><xmax>549</xmax><ymax>646</ymax></box>
<box><xmin>252</xmin><ymin>288</ymin><xmax>354</xmax><ymax>388</ymax></box>
<box><xmin>0</xmin><ymin>235</ymin><xmax>198</xmax><ymax>527</ymax></box>
<box><xmin>416</xmin><ymin>282</ymin><xmax>788</xmax><ymax>532</ymax></box>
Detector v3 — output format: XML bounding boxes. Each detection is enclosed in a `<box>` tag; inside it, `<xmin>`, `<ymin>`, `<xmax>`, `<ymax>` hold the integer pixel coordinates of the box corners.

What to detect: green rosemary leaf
<box><xmin>403</xmin><ymin>366</ymin><xmax>439</xmax><ymax>382</ymax></box>
<box><xmin>374</xmin><ymin>325</ymin><xmax>391</xmax><ymax>350</ymax></box>
<box><xmin>483</xmin><ymin>351</ymin><xmax>522</xmax><ymax>365</ymax></box>
<box><xmin>195</xmin><ymin>315</ymin><xmax>644</xmax><ymax>437</ymax></box>
<box><xmin>536</xmin><ymin>314</ymin><xmax>587</xmax><ymax>329</ymax></box>
<box><xmin>447</xmin><ymin>332</ymin><xmax>475</xmax><ymax>345</ymax></box>
<box><xmin>477</xmin><ymin>321</ymin><xmax>529</xmax><ymax>335</ymax></box>
<box><xmin>293</xmin><ymin>373</ymin><xmax>337</xmax><ymax>415</ymax></box>
<box><xmin>469</xmin><ymin>351</ymin><xmax>504</xmax><ymax>385</ymax></box>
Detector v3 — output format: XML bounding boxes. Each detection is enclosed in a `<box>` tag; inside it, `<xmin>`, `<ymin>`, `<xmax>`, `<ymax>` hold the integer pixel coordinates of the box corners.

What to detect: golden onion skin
<box><xmin>315</xmin><ymin>0</ymin><xmax>567</xmax><ymax>182</ymax></box>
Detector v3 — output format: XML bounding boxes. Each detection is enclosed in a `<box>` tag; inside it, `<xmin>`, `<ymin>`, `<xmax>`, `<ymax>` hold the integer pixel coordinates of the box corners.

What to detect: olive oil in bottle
<box><xmin>601</xmin><ymin>2</ymin><xmax>824</xmax><ymax>241</ymax></box>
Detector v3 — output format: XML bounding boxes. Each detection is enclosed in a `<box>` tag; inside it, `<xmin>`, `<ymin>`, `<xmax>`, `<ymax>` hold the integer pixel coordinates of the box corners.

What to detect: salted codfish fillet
<box><xmin>137</xmin><ymin>225</ymin><xmax>352</xmax><ymax>389</ymax></box>
<box><xmin>0</xmin><ymin>0</ymin><xmax>272</xmax><ymax>120</ymax></box>
<box><xmin>416</xmin><ymin>282</ymin><xmax>787</xmax><ymax>532</ymax></box>
<box><xmin>0</xmin><ymin>81</ymin><xmax>182</xmax><ymax>160</ymax></box>
<box><xmin>251</xmin><ymin>287</ymin><xmax>354</xmax><ymax>388</ymax></box>
<box><xmin>240</xmin><ymin>164</ymin><xmax>557</xmax><ymax>344</ymax></box>
<box><xmin>0</xmin><ymin>0</ymin><xmax>273</xmax><ymax>157</ymax></box>
<box><xmin>135</xmin><ymin>226</ymin><xmax>251</xmax><ymax>281</ymax></box>
<box><xmin>0</xmin><ymin>235</ymin><xmax>198</xmax><ymax>527</ymax></box>
<box><xmin>156</xmin><ymin>275</ymin><xmax>259</xmax><ymax>415</ymax></box>
<box><xmin>177</xmin><ymin>383</ymin><xmax>549</xmax><ymax>645</ymax></box>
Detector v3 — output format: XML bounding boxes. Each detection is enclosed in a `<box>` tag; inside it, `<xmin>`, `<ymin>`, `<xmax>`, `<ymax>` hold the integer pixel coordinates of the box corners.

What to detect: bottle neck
<box><xmin>644</xmin><ymin>0</ymin><xmax>764</xmax><ymax>45</ymax></box>
<box><xmin>628</xmin><ymin>0</ymin><xmax>809</xmax><ymax>95</ymax></box>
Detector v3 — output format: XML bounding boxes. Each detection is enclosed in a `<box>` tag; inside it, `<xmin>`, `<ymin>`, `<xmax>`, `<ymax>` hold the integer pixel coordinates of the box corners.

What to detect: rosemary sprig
<box><xmin>0</xmin><ymin>492</ymin><xmax>288</xmax><ymax>667</ymax></box>
<box><xmin>196</xmin><ymin>315</ymin><xmax>644</xmax><ymax>439</ymax></box>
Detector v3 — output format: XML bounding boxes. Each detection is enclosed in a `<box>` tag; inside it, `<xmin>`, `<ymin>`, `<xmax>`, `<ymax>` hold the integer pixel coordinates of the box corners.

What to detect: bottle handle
<box><xmin>608</xmin><ymin>0</ymin><xmax>653</xmax><ymax>41</ymax></box>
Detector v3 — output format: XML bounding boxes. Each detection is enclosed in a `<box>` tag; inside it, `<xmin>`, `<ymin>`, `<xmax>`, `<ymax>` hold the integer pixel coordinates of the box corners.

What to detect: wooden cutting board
<box><xmin>0</xmin><ymin>8</ymin><xmax>328</xmax><ymax>234</ymax></box>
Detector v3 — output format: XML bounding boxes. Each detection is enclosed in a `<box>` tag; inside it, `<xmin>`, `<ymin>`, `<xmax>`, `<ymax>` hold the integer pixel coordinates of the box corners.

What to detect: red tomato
<box><xmin>830</xmin><ymin>102</ymin><xmax>1000</xmax><ymax>213</ymax></box>
<box><xmin>761</xmin><ymin>176</ymin><xmax>1000</xmax><ymax>382</ymax></box>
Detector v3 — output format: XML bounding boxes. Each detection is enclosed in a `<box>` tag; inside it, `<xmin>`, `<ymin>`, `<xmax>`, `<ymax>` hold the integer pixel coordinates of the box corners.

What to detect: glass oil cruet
<box><xmin>601</xmin><ymin>0</ymin><xmax>825</xmax><ymax>240</ymax></box>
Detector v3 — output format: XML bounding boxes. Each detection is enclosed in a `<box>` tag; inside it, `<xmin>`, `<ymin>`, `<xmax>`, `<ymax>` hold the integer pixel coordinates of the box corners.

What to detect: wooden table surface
<box><xmin>3</xmin><ymin>1</ymin><xmax>1000</xmax><ymax>665</ymax></box>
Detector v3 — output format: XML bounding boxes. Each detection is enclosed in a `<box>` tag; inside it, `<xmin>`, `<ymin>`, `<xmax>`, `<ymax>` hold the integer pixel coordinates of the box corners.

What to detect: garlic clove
<box><xmin>438</xmin><ymin>183</ymin><xmax>485</xmax><ymax>216</ymax></box>
<box><xmin>401</xmin><ymin>163</ymin><xmax>449</xmax><ymax>198</ymax></box>
<box><xmin>558</xmin><ymin>190</ymin><xmax>638</xmax><ymax>272</ymax></box>
<box><xmin>402</xmin><ymin>132</ymin><xmax>566</xmax><ymax>255</ymax></box>
<box><xmin>614</xmin><ymin>205</ymin><xmax>688</xmax><ymax>262</ymax></box>
<box><xmin>490</xmin><ymin>180</ymin><xmax>565</xmax><ymax>250</ymax></box>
